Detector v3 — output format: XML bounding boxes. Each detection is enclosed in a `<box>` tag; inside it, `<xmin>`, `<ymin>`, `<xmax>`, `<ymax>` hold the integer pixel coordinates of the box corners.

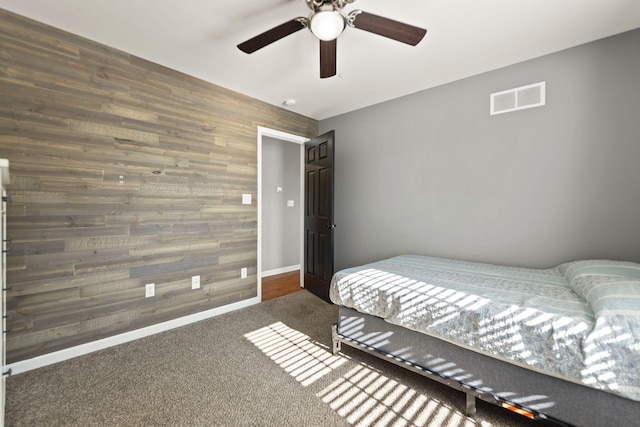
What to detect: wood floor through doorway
<box><xmin>261</xmin><ymin>270</ymin><xmax>302</xmax><ymax>301</ymax></box>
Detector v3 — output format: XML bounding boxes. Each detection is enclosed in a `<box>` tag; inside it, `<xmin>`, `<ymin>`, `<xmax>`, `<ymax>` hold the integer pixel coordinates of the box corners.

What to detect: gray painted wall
<box><xmin>321</xmin><ymin>28</ymin><xmax>640</xmax><ymax>270</ymax></box>
<box><xmin>261</xmin><ymin>137</ymin><xmax>301</xmax><ymax>272</ymax></box>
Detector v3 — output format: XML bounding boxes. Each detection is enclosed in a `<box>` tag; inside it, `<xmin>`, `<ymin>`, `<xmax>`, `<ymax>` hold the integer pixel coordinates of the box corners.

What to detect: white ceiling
<box><xmin>1</xmin><ymin>0</ymin><xmax>640</xmax><ymax>120</ymax></box>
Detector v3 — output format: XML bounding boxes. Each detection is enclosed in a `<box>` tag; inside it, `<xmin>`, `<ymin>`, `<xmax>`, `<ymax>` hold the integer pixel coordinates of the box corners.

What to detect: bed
<box><xmin>329</xmin><ymin>254</ymin><xmax>640</xmax><ymax>426</ymax></box>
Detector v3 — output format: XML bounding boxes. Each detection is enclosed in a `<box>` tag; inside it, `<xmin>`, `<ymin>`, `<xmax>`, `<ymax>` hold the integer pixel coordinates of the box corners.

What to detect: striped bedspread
<box><xmin>329</xmin><ymin>254</ymin><xmax>640</xmax><ymax>402</ymax></box>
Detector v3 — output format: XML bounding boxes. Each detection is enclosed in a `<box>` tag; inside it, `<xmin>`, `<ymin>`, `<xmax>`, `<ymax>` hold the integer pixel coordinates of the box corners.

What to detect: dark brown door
<box><xmin>304</xmin><ymin>130</ymin><xmax>335</xmax><ymax>303</ymax></box>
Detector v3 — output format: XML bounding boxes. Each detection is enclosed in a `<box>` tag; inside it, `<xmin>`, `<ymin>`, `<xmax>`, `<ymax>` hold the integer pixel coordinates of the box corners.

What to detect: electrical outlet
<box><xmin>145</xmin><ymin>283</ymin><xmax>155</xmax><ymax>298</ymax></box>
<box><xmin>241</xmin><ymin>267</ymin><xmax>247</xmax><ymax>279</ymax></box>
<box><xmin>192</xmin><ymin>275</ymin><xmax>200</xmax><ymax>289</ymax></box>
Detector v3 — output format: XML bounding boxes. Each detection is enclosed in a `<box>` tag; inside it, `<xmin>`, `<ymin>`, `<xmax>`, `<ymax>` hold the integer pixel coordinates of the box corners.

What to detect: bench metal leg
<box><xmin>466</xmin><ymin>391</ymin><xmax>477</xmax><ymax>418</ymax></box>
<box><xmin>331</xmin><ymin>324</ymin><xmax>341</xmax><ymax>355</ymax></box>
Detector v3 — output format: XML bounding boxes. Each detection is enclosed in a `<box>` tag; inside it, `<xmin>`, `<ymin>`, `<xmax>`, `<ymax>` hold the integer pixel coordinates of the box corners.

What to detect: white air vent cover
<box><xmin>490</xmin><ymin>82</ymin><xmax>546</xmax><ymax>115</ymax></box>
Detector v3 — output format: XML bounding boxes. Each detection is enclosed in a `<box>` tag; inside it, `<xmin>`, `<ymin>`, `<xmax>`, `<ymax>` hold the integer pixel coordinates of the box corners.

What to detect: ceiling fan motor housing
<box><xmin>306</xmin><ymin>0</ymin><xmax>356</xmax><ymax>12</ymax></box>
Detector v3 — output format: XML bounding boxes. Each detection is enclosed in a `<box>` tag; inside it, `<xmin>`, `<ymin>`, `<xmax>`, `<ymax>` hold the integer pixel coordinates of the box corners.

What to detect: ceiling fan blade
<box><xmin>320</xmin><ymin>39</ymin><xmax>337</xmax><ymax>79</ymax></box>
<box><xmin>350</xmin><ymin>11</ymin><xmax>426</xmax><ymax>46</ymax></box>
<box><xmin>237</xmin><ymin>18</ymin><xmax>307</xmax><ymax>54</ymax></box>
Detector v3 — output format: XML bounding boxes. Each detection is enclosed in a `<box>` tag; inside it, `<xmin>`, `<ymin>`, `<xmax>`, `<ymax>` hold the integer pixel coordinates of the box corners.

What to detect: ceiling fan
<box><xmin>237</xmin><ymin>0</ymin><xmax>427</xmax><ymax>78</ymax></box>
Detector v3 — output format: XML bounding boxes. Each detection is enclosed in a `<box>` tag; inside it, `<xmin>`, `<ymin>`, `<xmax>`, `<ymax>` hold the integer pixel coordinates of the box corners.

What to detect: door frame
<box><xmin>257</xmin><ymin>126</ymin><xmax>309</xmax><ymax>301</ymax></box>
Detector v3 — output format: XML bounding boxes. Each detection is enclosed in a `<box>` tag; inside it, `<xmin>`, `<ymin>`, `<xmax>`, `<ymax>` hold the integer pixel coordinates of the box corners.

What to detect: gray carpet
<box><xmin>5</xmin><ymin>291</ymin><xmax>539</xmax><ymax>426</ymax></box>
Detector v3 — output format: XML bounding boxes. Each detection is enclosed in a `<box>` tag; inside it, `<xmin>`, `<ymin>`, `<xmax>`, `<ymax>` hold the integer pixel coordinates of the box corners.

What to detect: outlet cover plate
<box><xmin>145</xmin><ymin>283</ymin><xmax>155</xmax><ymax>298</ymax></box>
<box><xmin>192</xmin><ymin>275</ymin><xmax>200</xmax><ymax>289</ymax></box>
<box><xmin>241</xmin><ymin>267</ymin><xmax>247</xmax><ymax>279</ymax></box>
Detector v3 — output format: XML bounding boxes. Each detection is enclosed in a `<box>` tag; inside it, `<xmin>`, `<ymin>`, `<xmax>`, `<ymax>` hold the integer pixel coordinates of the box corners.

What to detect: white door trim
<box><xmin>257</xmin><ymin>126</ymin><xmax>309</xmax><ymax>301</ymax></box>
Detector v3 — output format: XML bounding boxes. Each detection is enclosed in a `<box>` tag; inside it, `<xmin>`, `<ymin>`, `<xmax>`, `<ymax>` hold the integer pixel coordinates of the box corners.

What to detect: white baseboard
<box><xmin>6</xmin><ymin>296</ymin><xmax>260</xmax><ymax>375</ymax></box>
<box><xmin>262</xmin><ymin>264</ymin><xmax>300</xmax><ymax>278</ymax></box>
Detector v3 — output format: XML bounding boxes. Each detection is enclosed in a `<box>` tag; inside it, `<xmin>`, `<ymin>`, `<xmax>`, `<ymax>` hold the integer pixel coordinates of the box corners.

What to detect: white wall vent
<box><xmin>490</xmin><ymin>81</ymin><xmax>546</xmax><ymax>115</ymax></box>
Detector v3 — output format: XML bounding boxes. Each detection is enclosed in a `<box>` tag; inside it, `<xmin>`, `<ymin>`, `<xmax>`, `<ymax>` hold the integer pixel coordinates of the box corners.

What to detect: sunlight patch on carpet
<box><xmin>246</xmin><ymin>322</ymin><xmax>490</xmax><ymax>427</ymax></box>
<box><xmin>245</xmin><ymin>321</ymin><xmax>346</xmax><ymax>386</ymax></box>
<box><xmin>317</xmin><ymin>364</ymin><xmax>484</xmax><ymax>427</ymax></box>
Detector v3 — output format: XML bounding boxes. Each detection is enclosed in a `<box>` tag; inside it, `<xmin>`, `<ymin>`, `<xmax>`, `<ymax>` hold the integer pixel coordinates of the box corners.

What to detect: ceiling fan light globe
<box><xmin>310</xmin><ymin>11</ymin><xmax>345</xmax><ymax>41</ymax></box>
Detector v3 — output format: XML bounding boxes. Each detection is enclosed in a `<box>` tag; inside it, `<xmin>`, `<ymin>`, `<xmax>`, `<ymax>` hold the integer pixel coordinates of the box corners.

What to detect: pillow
<box><xmin>583</xmin><ymin>279</ymin><xmax>640</xmax><ymax>318</ymax></box>
<box><xmin>557</xmin><ymin>260</ymin><xmax>640</xmax><ymax>314</ymax></box>
<box><xmin>558</xmin><ymin>259</ymin><xmax>640</xmax><ymax>283</ymax></box>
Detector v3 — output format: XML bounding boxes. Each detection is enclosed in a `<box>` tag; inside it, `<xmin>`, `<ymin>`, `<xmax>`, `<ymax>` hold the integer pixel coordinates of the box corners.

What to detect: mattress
<box><xmin>329</xmin><ymin>254</ymin><xmax>640</xmax><ymax>402</ymax></box>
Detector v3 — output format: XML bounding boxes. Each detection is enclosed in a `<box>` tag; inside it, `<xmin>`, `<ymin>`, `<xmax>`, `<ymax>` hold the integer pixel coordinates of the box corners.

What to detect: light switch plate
<box><xmin>242</xmin><ymin>194</ymin><xmax>251</xmax><ymax>205</ymax></box>
<box><xmin>276</xmin><ymin>186</ymin><xmax>283</xmax><ymax>193</ymax></box>
<box><xmin>241</xmin><ymin>267</ymin><xmax>247</xmax><ymax>278</ymax></box>
<box><xmin>192</xmin><ymin>275</ymin><xmax>200</xmax><ymax>289</ymax></box>
<box><xmin>287</xmin><ymin>200</ymin><xmax>295</xmax><ymax>207</ymax></box>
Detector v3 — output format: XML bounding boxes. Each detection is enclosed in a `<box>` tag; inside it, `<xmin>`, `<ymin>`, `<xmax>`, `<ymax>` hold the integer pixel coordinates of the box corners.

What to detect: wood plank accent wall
<box><xmin>0</xmin><ymin>9</ymin><xmax>318</xmax><ymax>363</ymax></box>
